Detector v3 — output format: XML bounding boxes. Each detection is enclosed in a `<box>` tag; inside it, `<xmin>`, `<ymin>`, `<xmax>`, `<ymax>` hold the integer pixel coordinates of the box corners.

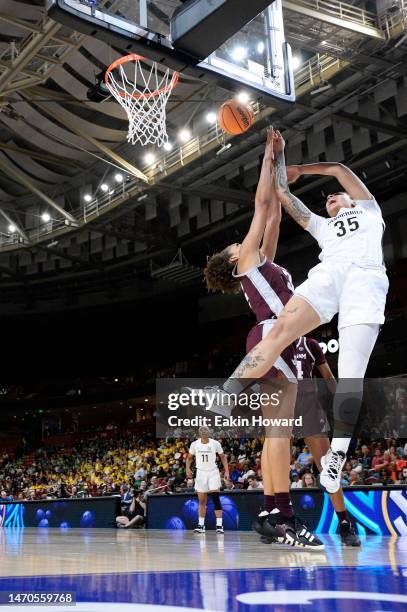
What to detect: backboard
<box><xmin>49</xmin><ymin>0</ymin><xmax>295</xmax><ymax>103</ymax></box>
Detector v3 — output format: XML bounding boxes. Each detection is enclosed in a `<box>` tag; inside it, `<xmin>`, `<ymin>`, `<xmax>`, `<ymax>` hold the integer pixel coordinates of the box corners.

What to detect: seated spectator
<box><xmin>290</xmin><ymin>471</ymin><xmax>302</xmax><ymax>489</ymax></box>
<box><xmin>359</xmin><ymin>445</ymin><xmax>372</xmax><ymax>470</ymax></box>
<box><xmin>370</xmin><ymin>449</ymin><xmax>389</xmax><ymax>476</ymax></box>
<box><xmin>120</xmin><ymin>485</ymin><xmax>133</xmax><ymax>507</ymax></box>
<box><xmin>222</xmin><ymin>479</ymin><xmax>235</xmax><ymax>491</ymax></box>
<box><xmin>247</xmin><ymin>476</ymin><xmax>263</xmax><ymax>490</ymax></box>
<box><xmin>349</xmin><ymin>470</ymin><xmax>361</xmax><ymax>486</ymax></box>
<box><xmin>350</xmin><ymin>458</ymin><xmax>363</xmax><ymax>474</ymax></box>
<box><xmin>297</xmin><ymin>445</ymin><xmax>313</xmax><ymax>469</ymax></box>
<box><xmin>379</xmin><ymin>468</ymin><xmax>394</xmax><ymax>486</ymax></box>
<box><xmin>229</xmin><ymin>464</ymin><xmax>242</xmax><ymax>483</ymax></box>
<box><xmin>116</xmin><ymin>490</ymin><xmax>146</xmax><ymax>529</ymax></box>
<box><xmin>301</xmin><ymin>473</ymin><xmax>316</xmax><ymax>488</ymax></box>
<box><xmin>0</xmin><ymin>489</ymin><xmax>12</xmax><ymax>501</ymax></box>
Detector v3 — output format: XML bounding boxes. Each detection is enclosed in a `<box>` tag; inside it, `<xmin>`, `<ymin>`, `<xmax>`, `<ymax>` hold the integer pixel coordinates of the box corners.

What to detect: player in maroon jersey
<box><xmin>202</xmin><ymin>128</ymin><xmax>323</xmax><ymax>549</ymax></box>
<box><xmin>295</xmin><ymin>336</ymin><xmax>360</xmax><ymax>546</ymax></box>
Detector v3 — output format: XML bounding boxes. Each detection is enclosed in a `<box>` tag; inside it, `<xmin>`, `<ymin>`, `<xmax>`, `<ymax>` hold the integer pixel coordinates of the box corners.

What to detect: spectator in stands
<box><xmin>359</xmin><ymin>444</ymin><xmax>372</xmax><ymax>470</ymax></box>
<box><xmin>120</xmin><ymin>485</ymin><xmax>132</xmax><ymax>506</ymax></box>
<box><xmin>379</xmin><ymin>468</ymin><xmax>393</xmax><ymax>486</ymax></box>
<box><xmin>370</xmin><ymin>448</ymin><xmax>386</xmax><ymax>474</ymax></box>
<box><xmin>349</xmin><ymin>470</ymin><xmax>361</xmax><ymax>486</ymax></box>
<box><xmin>1</xmin><ymin>489</ymin><xmax>12</xmax><ymax>501</ymax></box>
<box><xmin>297</xmin><ymin>445</ymin><xmax>313</xmax><ymax>469</ymax></box>
<box><xmin>229</xmin><ymin>464</ymin><xmax>241</xmax><ymax>483</ymax></box>
<box><xmin>301</xmin><ymin>473</ymin><xmax>316</xmax><ymax>488</ymax></box>
<box><xmin>290</xmin><ymin>471</ymin><xmax>302</xmax><ymax>489</ymax></box>
<box><xmin>247</xmin><ymin>476</ymin><xmax>263</xmax><ymax>490</ymax></box>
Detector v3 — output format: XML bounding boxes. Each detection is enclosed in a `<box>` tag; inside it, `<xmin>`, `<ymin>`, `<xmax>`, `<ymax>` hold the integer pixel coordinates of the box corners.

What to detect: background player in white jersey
<box><xmin>186</xmin><ymin>426</ymin><xmax>229</xmax><ymax>533</ymax></box>
<box><xmin>295</xmin><ymin>336</ymin><xmax>360</xmax><ymax>546</ymax></box>
<box><xmin>212</xmin><ymin>130</ymin><xmax>388</xmax><ymax>495</ymax></box>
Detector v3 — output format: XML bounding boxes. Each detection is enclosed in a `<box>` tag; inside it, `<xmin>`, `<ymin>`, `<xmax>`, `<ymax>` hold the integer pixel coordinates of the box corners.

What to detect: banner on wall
<box><xmin>0</xmin><ymin>496</ymin><xmax>120</xmax><ymax>528</ymax></box>
<box><xmin>147</xmin><ymin>487</ymin><xmax>407</xmax><ymax>535</ymax></box>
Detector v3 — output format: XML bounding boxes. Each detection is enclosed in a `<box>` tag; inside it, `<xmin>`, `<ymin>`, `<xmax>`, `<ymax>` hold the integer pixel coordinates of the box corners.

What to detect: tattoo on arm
<box><xmin>282</xmin><ymin>191</ymin><xmax>311</xmax><ymax>227</ymax></box>
<box><xmin>274</xmin><ymin>152</ymin><xmax>311</xmax><ymax>228</ymax></box>
<box><xmin>231</xmin><ymin>347</ymin><xmax>266</xmax><ymax>379</ymax></box>
<box><xmin>274</xmin><ymin>152</ymin><xmax>288</xmax><ymax>192</ymax></box>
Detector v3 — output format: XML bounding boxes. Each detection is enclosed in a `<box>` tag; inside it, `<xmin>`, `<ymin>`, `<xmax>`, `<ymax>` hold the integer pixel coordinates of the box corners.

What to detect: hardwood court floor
<box><xmin>0</xmin><ymin>529</ymin><xmax>406</xmax><ymax>610</ymax></box>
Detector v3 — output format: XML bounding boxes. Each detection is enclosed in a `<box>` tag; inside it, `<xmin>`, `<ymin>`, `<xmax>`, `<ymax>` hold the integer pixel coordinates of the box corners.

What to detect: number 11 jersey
<box><xmin>189</xmin><ymin>438</ymin><xmax>223</xmax><ymax>471</ymax></box>
<box><xmin>306</xmin><ymin>199</ymin><xmax>385</xmax><ymax>269</ymax></box>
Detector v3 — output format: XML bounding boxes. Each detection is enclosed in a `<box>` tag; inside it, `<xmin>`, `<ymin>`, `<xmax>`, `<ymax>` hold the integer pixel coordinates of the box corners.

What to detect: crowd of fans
<box><xmin>1</xmin><ymin>431</ymin><xmax>406</xmax><ymax>513</ymax></box>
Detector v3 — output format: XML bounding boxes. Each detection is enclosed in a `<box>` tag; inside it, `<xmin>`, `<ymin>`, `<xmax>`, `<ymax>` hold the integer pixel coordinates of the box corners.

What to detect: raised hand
<box><xmin>286</xmin><ymin>165</ymin><xmax>301</xmax><ymax>185</ymax></box>
<box><xmin>273</xmin><ymin>129</ymin><xmax>285</xmax><ymax>155</ymax></box>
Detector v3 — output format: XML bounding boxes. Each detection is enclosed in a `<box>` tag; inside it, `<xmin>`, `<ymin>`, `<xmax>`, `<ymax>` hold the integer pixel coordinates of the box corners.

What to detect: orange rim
<box><xmin>105</xmin><ymin>53</ymin><xmax>179</xmax><ymax>100</ymax></box>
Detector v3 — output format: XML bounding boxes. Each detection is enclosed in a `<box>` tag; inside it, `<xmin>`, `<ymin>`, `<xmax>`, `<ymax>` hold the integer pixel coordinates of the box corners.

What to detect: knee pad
<box><xmin>334</xmin><ymin>390</ymin><xmax>363</xmax><ymax>426</ymax></box>
<box><xmin>211</xmin><ymin>492</ymin><xmax>221</xmax><ymax>510</ymax></box>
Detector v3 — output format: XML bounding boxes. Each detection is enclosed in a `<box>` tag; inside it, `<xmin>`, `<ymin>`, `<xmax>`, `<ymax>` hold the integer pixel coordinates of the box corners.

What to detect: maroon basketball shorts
<box><xmin>246</xmin><ymin>319</ymin><xmax>297</xmax><ymax>381</ymax></box>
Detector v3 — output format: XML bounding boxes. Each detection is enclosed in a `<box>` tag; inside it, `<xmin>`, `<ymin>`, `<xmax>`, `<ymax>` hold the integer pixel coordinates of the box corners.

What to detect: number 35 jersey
<box><xmin>306</xmin><ymin>199</ymin><xmax>385</xmax><ymax>270</ymax></box>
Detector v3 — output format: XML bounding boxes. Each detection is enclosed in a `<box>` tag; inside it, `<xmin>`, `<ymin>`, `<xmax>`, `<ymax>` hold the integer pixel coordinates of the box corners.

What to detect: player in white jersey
<box><xmin>186</xmin><ymin>426</ymin><xmax>229</xmax><ymax>533</ymax></box>
<box><xmin>217</xmin><ymin>129</ymin><xmax>388</xmax><ymax>495</ymax></box>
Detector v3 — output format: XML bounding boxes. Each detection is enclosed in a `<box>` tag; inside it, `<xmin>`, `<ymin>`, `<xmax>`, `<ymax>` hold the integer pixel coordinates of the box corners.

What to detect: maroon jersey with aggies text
<box><xmin>233</xmin><ymin>256</ymin><xmax>294</xmax><ymax>323</ymax></box>
<box><xmin>295</xmin><ymin>336</ymin><xmax>326</xmax><ymax>379</ymax></box>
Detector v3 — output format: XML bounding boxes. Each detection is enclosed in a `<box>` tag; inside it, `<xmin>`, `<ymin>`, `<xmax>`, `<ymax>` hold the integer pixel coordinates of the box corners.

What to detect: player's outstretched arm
<box><xmin>273</xmin><ymin>132</ymin><xmax>312</xmax><ymax>229</ymax></box>
<box><xmin>237</xmin><ymin>127</ymin><xmax>275</xmax><ymax>272</ymax></box>
<box><xmin>287</xmin><ymin>162</ymin><xmax>373</xmax><ymax>201</ymax></box>
<box><xmin>261</xmin><ymin>169</ymin><xmax>281</xmax><ymax>262</ymax></box>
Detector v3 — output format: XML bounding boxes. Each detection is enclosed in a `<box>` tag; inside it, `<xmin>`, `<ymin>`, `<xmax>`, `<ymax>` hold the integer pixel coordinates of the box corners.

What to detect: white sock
<box><xmin>216</xmin><ymin>517</ymin><xmax>222</xmax><ymax>526</ymax></box>
<box><xmin>331</xmin><ymin>439</ymin><xmax>351</xmax><ymax>454</ymax></box>
<box><xmin>331</xmin><ymin>323</ymin><xmax>379</xmax><ymax>456</ymax></box>
<box><xmin>199</xmin><ymin>516</ymin><xmax>205</xmax><ymax>526</ymax></box>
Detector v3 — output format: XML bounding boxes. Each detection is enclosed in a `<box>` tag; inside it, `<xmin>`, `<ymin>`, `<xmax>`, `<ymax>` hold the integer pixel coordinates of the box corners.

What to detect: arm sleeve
<box><xmin>305</xmin><ymin>212</ymin><xmax>326</xmax><ymax>243</ymax></box>
<box><xmin>308</xmin><ymin>338</ymin><xmax>327</xmax><ymax>367</ymax></box>
<box><xmin>188</xmin><ymin>442</ymin><xmax>196</xmax><ymax>455</ymax></box>
<box><xmin>354</xmin><ymin>198</ymin><xmax>382</xmax><ymax>217</ymax></box>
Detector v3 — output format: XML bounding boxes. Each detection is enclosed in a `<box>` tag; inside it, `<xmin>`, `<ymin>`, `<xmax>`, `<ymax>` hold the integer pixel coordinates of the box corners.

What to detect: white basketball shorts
<box><xmin>295</xmin><ymin>262</ymin><xmax>389</xmax><ymax>330</ymax></box>
<box><xmin>195</xmin><ymin>468</ymin><xmax>221</xmax><ymax>493</ymax></box>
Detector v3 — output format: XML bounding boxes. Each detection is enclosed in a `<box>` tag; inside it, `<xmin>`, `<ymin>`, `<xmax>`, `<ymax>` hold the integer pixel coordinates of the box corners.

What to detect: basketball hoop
<box><xmin>105</xmin><ymin>54</ymin><xmax>179</xmax><ymax>148</ymax></box>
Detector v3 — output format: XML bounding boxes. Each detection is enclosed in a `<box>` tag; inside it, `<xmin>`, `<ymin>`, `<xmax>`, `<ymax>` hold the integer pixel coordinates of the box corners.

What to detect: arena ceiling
<box><xmin>0</xmin><ymin>0</ymin><xmax>407</xmax><ymax>313</ymax></box>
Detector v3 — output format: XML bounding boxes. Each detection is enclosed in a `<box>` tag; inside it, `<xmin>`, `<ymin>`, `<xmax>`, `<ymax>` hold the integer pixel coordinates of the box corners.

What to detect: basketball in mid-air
<box><xmin>217</xmin><ymin>99</ymin><xmax>254</xmax><ymax>135</ymax></box>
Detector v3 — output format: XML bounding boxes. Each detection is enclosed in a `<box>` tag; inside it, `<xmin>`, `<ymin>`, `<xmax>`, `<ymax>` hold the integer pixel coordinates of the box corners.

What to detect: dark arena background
<box><xmin>0</xmin><ymin>1</ymin><xmax>407</xmax><ymax>610</ymax></box>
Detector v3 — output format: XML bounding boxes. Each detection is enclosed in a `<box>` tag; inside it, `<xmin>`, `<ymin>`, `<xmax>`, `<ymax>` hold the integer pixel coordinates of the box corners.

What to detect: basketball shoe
<box><xmin>320</xmin><ymin>449</ymin><xmax>346</xmax><ymax>493</ymax></box>
<box><xmin>339</xmin><ymin>520</ymin><xmax>361</xmax><ymax>546</ymax></box>
<box><xmin>194</xmin><ymin>525</ymin><xmax>205</xmax><ymax>534</ymax></box>
<box><xmin>252</xmin><ymin>510</ymin><xmax>276</xmax><ymax>540</ymax></box>
<box><xmin>262</xmin><ymin>509</ymin><xmax>325</xmax><ymax>550</ymax></box>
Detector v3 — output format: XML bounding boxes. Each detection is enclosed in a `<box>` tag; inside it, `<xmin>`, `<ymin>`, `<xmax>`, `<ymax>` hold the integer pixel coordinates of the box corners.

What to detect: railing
<box><xmin>0</xmin><ymin>53</ymin><xmax>346</xmax><ymax>252</ymax></box>
<box><xmin>378</xmin><ymin>1</ymin><xmax>407</xmax><ymax>36</ymax></box>
<box><xmin>284</xmin><ymin>0</ymin><xmax>378</xmax><ymax>28</ymax></box>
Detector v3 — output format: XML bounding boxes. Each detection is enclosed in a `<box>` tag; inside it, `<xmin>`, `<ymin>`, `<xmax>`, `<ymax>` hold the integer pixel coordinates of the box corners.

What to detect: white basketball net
<box><xmin>105</xmin><ymin>54</ymin><xmax>179</xmax><ymax>148</ymax></box>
